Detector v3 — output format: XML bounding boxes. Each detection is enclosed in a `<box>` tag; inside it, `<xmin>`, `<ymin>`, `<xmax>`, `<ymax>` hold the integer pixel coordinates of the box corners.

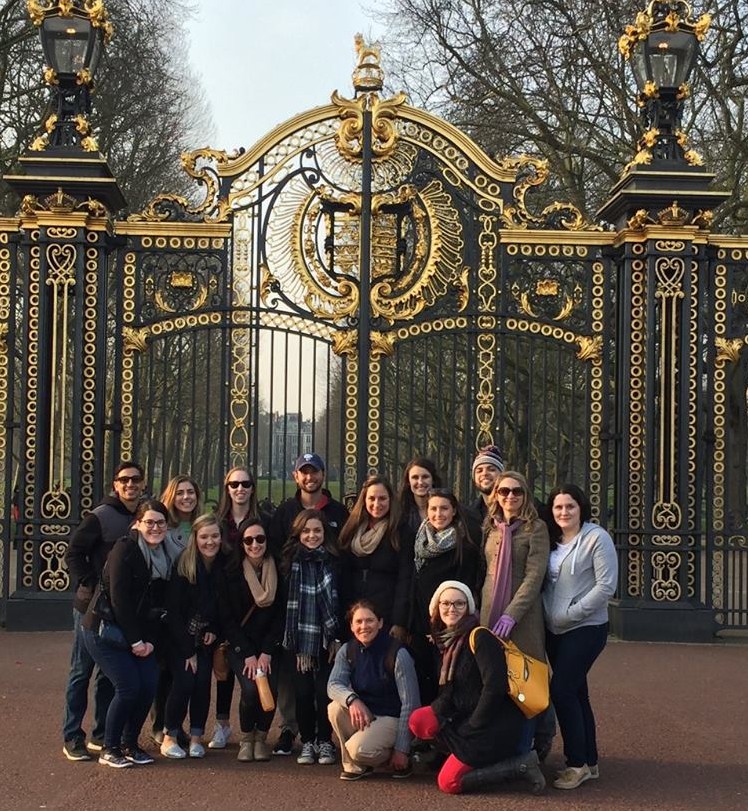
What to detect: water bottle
<box><xmin>255</xmin><ymin>668</ymin><xmax>275</xmax><ymax>712</ymax></box>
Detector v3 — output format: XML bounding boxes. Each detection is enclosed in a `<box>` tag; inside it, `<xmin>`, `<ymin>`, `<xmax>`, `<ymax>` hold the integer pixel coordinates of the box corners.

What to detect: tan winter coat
<box><xmin>480</xmin><ymin>518</ymin><xmax>549</xmax><ymax>662</ymax></box>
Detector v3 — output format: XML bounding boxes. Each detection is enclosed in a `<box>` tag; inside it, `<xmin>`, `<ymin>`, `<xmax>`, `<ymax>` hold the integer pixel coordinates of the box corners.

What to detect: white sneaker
<box><xmin>317</xmin><ymin>740</ymin><xmax>336</xmax><ymax>765</ymax></box>
<box><xmin>208</xmin><ymin>725</ymin><xmax>231</xmax><ymax>749</ymax></box>
<box><xmin>297</xmin><ymin>741</ymin><xmax>317</xmax><ymax>765</ymax></box>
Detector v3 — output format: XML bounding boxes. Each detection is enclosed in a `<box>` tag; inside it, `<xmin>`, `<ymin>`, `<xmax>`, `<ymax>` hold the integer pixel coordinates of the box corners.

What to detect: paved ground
<box><xmin>0</xmin><ymin>630</ymin><xmax>745</xmax><ymax>811</ymax></box>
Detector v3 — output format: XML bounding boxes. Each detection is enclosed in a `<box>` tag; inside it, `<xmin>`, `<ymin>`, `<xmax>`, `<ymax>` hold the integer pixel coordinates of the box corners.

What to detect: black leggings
<box><xmin>293</xmin><ymin>659</ymin><xmax>332</xmax><ymax>744</ymax></box>
<box><xmin>163</xmin><ymin>646</ymin><xmax>212</xmax><ymax>736</ymax></box>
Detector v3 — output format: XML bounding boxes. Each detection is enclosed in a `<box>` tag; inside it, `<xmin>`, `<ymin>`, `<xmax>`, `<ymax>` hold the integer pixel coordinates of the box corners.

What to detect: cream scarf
<box><xmin>242</xmin><ymin>555</ymin><xmax>278</xmax><ymax>608</ymax></box>
<box><xmin>351</xmin><ymin>520</ymin><xmax>388</xmax><ymax>557</ymax></box>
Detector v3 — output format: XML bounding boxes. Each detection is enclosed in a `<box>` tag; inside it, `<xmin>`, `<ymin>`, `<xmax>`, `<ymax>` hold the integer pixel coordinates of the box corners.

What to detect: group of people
<box><xmin>62</xmin><ymin>446</ymin><xmax>618</xmax><ymax>794</ymax></box>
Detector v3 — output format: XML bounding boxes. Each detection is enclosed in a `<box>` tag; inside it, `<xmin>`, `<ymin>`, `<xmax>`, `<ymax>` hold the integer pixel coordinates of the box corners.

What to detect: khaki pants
<box><xmin>327</xmin><ymin>701</ymin><xmax>398</xmax><ymax>774</ymax></box>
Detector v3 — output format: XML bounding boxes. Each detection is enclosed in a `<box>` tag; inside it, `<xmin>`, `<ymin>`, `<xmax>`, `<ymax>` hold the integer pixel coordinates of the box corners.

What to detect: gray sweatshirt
<box><xmin>543</xmin><ymin>522</ymin><xmax>618</xmax><ymax>635</ymax></box>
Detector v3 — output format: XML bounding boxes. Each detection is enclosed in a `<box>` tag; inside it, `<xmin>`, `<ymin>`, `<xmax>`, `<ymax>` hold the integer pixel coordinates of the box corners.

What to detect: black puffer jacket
<box><xmin>432</xmin><ymin>627</ymin><xmax>525</xmax><ymax>767</ymax></box>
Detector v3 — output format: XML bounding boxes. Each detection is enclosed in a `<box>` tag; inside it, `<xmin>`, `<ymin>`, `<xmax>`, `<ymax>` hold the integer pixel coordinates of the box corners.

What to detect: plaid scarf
<box><xmin>283</xmin><ymin>546</ymin><xmax>339</xmax><ymax>672</ymax></box>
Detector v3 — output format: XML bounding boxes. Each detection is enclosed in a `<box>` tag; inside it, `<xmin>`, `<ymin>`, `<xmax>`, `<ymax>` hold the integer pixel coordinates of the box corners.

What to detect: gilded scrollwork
<box><xmin>652</xmin><ymin>501</ymin><xmax>682</xmax><ymax>529</ymax></box>
<box><xmin>41</xmin><ymin>486</ymin><xmax>71</xmax><ymax>520</ymax></box>
<box><xmin>39</xmin><ymin>539</ymin><xmax>70</xmax><ymax>592</ymax></box>
<box><xmin>332</xmin><ymin>85</ymin><xmax>407</xmax><ymax>163</ymax></box>
<box><xmin>129</xmin><ymin>148</ymin><xmax>237</xmax><ymax>222</ymax></box>
<box><xmin>122</xmin><ymin>325</ymin><xmax>150</xmax><ymax>353</ymax></box>
<box><xmin>332</xmin><ymin>330</ymin><xmax>357</xmax><ymax>358</ymax></box>
<box><xmin>500</xmin><ymin>155</ymin><xmax>600</xmax><ymax>231</ymax></box>
<box><xmin>28</xmin><ymin>1</ymin><xmax>114</xmax><ymax>41</ymax></box>
<box><xmin>20</xmin><ymin>189</ymin><xmax>109</xmax><ymax>218</ymax></box>
<box><xmin>576</xmin><ymin>335</ymin><xmax>603</xmax><ymax>363</ymax></box>
<box><xmin>370</xmin><ymin>180</ymin><xmax>463</xmax><ymax>323</ymax></box>
<box><xmin>714</xmin><ymin>337</ymin><xmax>744</xmax><ymax>364</ymax></box>
<box><xmin>370</xmin><ymin>330</ymin><xmax>396</xmax><ymax>358</ymax></box>
<box><xmin>651</xmin><ymin>550</ymin><xmax>682</xmax><ymax>602</ymax></box>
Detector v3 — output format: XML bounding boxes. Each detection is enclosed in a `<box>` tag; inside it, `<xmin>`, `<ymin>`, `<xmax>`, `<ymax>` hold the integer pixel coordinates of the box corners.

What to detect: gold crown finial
<box><xmin>352</xmin><ymin>33</ymin><xmax>384</xmax><ymax>92</ymax></box>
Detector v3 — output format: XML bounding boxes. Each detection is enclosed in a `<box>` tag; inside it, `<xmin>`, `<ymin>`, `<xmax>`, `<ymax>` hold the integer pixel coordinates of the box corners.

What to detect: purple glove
<box><xmin>493</xmin><ymin>614</ymin><xmax>516</xmax><ymax>639</ymax></box>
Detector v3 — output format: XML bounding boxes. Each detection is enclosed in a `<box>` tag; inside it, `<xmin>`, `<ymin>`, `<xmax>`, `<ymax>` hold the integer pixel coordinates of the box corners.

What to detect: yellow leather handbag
<box><xmin>469</xmin><ymin>626</ymin><xmax>550</xmax><ymax>719</ymax></box>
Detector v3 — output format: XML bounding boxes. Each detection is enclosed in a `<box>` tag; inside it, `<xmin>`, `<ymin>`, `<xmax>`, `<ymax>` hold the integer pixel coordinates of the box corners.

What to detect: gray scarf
<box><xmin>414</xmin><ymin>520</ymin><xmax>457</xmax><ymax>572</ymax></box>
<box><xmin>137</xmin><ymin>534</ymin><xmax>171</xmax><ymax>581</ymax></box>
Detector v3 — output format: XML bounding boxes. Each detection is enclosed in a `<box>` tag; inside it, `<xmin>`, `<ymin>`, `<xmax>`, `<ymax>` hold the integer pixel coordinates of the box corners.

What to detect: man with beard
<box><xmin>62</xmin><ymin>462</ymin><xmax>146</xmax><ymax>761</ymax></box>
<box><xmin>267</xmin><ymin>453</ymin><xmax>349</xmax><ymax>757</ymax></box>
<box><xmin>470</xmin><ymin>446</ymin><xmax>505</xmax><ymax>523</ymax></box>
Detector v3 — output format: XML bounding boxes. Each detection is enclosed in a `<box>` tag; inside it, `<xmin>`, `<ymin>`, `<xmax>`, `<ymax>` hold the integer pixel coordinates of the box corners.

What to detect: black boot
<box><xmin>460</xmin><ymin>750</ymin><xmax>545</xmax><ymax>795</ymax></box>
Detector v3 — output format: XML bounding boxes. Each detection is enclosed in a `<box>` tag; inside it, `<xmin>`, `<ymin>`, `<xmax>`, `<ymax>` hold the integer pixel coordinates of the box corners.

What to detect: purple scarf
<box><xmin>486</xmin><ymin>519</ymin><xmax>522</xmax><ymax>629</ymax></box>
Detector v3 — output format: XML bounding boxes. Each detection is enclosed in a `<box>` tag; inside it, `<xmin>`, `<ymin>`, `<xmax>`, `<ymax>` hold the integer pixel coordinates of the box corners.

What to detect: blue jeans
<box><xmin>546</xmin><ymin>623</ymin><xmax>609</xmax><ymax>768</ymax></box>
<box><xmin>62</xmin><ymin>609</ymin><xmax>113</xmax><ymax>743</ymax></box>
<box><xmin>82</xmin><ymin>626</ymin><xmax>159</xmax><ymax>749</ymax></box>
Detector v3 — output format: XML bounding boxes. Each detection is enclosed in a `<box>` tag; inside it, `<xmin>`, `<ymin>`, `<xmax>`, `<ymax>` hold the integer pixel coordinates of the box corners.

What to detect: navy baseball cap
<box><xmin>294</xmin><ymin>453</ymin><xmax>325</xmax><ymax>472</ymax></box>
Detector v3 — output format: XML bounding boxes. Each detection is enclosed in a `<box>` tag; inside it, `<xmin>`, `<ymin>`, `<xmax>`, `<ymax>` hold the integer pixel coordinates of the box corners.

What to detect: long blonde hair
<box><xmin>486</xmin><ymin>471</ymin><xmax>538</xmax><ymax>524</ymax></box>
<box><xmin>177</xmin><ymin>513</ymin><xmax>221</xmax><ymax>584</ymax></box>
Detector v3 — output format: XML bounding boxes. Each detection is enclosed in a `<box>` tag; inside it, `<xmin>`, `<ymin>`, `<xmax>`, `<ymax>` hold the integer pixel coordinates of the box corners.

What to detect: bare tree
<box><xmin>378</xmin><ymin>0</ymin><xmax>748</xmax><ymax>230</ymax></box>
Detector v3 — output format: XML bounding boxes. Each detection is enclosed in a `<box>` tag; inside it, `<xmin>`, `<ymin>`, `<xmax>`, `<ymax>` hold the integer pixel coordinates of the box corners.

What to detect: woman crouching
<box><xmin>327</xmin><ymin>600</ymin><xmax>420</xmax><ymax>780</ymax></box>
<box><xmin>408</xmin><ymin>581</ymin><xmax>544</xmax><ymax>794</ymax></box>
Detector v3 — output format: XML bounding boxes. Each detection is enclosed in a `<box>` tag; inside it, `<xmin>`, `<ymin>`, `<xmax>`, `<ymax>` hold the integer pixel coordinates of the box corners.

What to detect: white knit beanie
<box><xmin>428</xmin><ymin>580</ymin><xmax>476</xmax><ymax>616</ymax></box>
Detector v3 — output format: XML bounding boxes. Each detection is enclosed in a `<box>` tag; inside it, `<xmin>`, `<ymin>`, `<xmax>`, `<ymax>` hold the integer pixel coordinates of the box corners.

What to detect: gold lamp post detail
<box><xmin>27</xmin><ymin>0</ymin><xmax>113</xmax><ymax>152</ymax></box>
<box><xmin>618</xmin><ymin>1</ymin><xmax>710</xmax><ymax>171</ymax></box>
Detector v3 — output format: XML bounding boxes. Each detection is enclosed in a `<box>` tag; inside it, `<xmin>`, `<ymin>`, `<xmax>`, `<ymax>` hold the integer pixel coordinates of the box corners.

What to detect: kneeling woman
<box><xmin>218</xmin><ymin>517</ymin><xmax>284</xmax><ymax>762</ymax></box>
<box><xmin>327</xmin><ymin>600</ymin><xmax>420</xmax><ymax>780</ymax></box>
<box><xmin>82</xmin><ymin>500</ymin><xmax>172</xmax><ymax>768</ymax></box>
<box><xmin>161</xmin><ymin>513</ymin><xmax>222</xmax><ymax>759</ymax></box>
<box><xmin>408</xmin><ymin>581</ymin><xmax>544</xmax><ymax>795</ymax></box>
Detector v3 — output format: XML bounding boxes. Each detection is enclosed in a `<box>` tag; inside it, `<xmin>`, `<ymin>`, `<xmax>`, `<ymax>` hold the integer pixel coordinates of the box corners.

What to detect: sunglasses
<box><xmin>115</xmin><ymin>475</ymin><xmax>143</xmax><ymax>484</ymax></box>
<box><xmin>242</xmin><ymin>534</ymin><xmax>267</xmax><ymax>546</ymax></box>
<box><xmin>228</xmin><ymin>480</ymin><xmax>254</xmax><ymax>489</ymax></box>
<box><xmin>141</xmin><ymin>518</ymin><xmax>167</xmax><ymax>529</ymax></box>
<box><xmin>497</xmin><ymin>486</ymin><xmax>524</xmax><ymax>497</ymax></box>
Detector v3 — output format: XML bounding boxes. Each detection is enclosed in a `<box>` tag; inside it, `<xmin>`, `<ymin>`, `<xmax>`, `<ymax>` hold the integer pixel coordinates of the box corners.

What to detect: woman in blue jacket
<box><xmin>543</xmin><ymin>484</ymin><xmax>617</xmax><ymax>791</ymax></box>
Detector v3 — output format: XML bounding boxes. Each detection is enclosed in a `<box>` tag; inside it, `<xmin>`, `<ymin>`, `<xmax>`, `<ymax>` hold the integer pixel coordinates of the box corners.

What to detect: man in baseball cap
<box><xmin>293</xmin><ymin>452</ymin><xmax>325</xmax><ymax>472</ymax></box>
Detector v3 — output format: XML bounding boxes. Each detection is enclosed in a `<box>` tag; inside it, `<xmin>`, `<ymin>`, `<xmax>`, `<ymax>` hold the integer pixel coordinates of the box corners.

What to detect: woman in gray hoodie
<box><xmin>543</xmin><ymin>484</ymin><xmax>617</xmax><ymax>792</ymax></box>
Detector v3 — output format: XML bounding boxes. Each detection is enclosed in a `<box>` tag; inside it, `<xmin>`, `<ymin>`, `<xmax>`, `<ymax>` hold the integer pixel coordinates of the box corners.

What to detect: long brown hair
<box><xmin>339</xmin><ymin>475</ymin><xmax>401</xmax><ymax>551</ymax></box>
<box><xmin>216</xmin><ymin>466</ymin><xmax>259</xmax><ymax>523</ymax></box>
<box><xmin>398</xmin><ymin>457</ymin><xmax>442</xmax><ymax>517</ymax></box>
<box><xmin>280</xmin><ymin>508</ymin><xmax>338</xmax><ymax>575</ymax></box>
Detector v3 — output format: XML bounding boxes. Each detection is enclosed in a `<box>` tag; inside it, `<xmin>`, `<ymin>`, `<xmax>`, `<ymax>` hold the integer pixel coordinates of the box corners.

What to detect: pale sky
<box><xmin>186</xmin><ymin>0</ymin><xmax>386</xmax><ymax>152</ymax></box>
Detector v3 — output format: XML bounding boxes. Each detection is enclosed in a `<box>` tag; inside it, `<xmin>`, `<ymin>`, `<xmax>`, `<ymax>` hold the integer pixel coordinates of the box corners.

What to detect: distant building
<box><xmin>271</xmin><ymin>412</ymin><xmax>313</xmax><ymax>477</ymax></box>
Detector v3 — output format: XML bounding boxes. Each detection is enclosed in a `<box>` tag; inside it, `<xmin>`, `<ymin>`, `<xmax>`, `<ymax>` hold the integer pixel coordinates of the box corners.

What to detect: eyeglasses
<box><xmin>242</xmin><ymin>534</ymin><xmax>266</xmax><ymax>546</ymax></box>
<box><xmin>228</xmin><ymin>480</ymin><xmax>254</xmax><ymax>489</ymax></box>
<box><xmin>115</xmin><ymin>475</ymin><xmax>143</xmax><ymax>484</ymax></box>
<box><xmin>497</xmin><ymin>486</ymin><xmax>524</xmax><ymax>497</ymax></box>
<box><xmin>439</xmin><ymin>599</ymin><xmax>467</xmax><ymax>610</ymax></box>
<box><xmin>141</xmin><ymin>518</ymin><xmax>167</xmax><ymax>529</ymax></box>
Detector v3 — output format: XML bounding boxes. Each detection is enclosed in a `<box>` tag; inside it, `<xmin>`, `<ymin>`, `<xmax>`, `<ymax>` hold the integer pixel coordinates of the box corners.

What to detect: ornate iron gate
<box><xmin>1</xmin><ymin>38</ymin><xmax>747</xmax><ymax>636</ymax></box>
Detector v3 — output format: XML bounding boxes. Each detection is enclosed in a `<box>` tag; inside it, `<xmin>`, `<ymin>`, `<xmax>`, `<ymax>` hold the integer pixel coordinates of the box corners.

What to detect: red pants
<box><xmin>409</xmin><ymin>706</ymin><xmax>473</xmax><ymax>794</ymax></box>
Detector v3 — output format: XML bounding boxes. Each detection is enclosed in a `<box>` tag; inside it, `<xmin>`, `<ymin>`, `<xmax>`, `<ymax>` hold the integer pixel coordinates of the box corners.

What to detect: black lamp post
<box><xmin>618</xmin><ymin>1</ymin><xmax>710</xmax><ymax>169</ymax></box>
<box><xmin>27</xmin><ymin>0</ymin><xmax>113</xmax><ymax>152</ymax></box>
